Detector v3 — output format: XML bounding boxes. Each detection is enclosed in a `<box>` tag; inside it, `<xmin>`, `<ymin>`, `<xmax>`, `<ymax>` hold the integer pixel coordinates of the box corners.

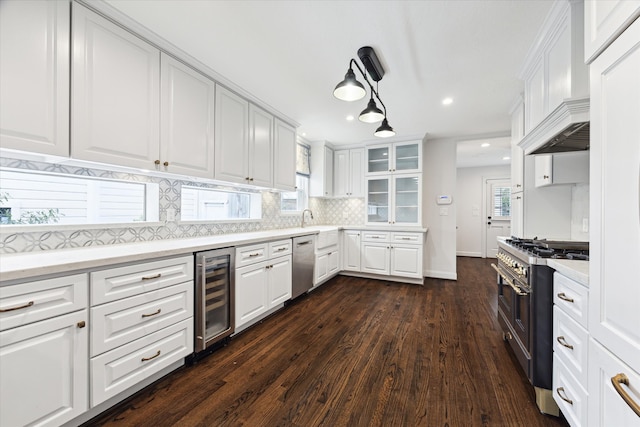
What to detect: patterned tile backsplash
<box><xmin>0</xmin><ymin>157</ymin><xmax>364</xmax><ymax>254</ymax></box>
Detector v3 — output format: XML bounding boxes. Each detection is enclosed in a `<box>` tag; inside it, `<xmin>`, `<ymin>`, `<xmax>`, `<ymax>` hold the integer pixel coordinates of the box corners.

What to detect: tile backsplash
<box><xmin>0</xmin><ymin>157</ymin><xmax>364</xmax><ymax>254</ymax></box>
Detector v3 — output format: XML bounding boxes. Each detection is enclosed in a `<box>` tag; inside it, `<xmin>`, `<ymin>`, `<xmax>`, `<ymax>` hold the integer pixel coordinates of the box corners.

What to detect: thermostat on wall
<box><xmin>436</xmin><ymin>195</ymin><xmax>452</xmax><ymax>205</ymax></box>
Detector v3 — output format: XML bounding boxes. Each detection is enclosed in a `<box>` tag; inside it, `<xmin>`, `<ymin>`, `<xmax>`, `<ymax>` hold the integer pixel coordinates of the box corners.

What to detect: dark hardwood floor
<box><xmin>87</xmin><ymin>257</ymin><xmax>567</xmax><ymax>427</ymax></box>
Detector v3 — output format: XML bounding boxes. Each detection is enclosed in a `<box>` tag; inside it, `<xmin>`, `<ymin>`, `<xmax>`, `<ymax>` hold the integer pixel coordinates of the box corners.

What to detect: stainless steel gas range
<box><xmin>493</xmin><ymin>237</ymin><xmax>589</xmax><ymax>416</ymax></box>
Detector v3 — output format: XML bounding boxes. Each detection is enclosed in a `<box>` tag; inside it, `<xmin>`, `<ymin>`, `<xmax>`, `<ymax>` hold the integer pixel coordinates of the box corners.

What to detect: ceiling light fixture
<box><xmin>442</xmin><ymin>97</ymin><xmax>453</xmax><ymax>105</ymax></box>
<box><xmin>334</xmin><ymin>46</ymin><xmax>395</xmax><ymax>138</ymax></box>
<box><xmin>481</xmin><ymin>143</ymin><xmax>491</xmax><ymax>147</ymax></box>
<box><xmin>346</xmin><ymin>115</ymin><xmax>355</xmax><ymax>121</ymax></box>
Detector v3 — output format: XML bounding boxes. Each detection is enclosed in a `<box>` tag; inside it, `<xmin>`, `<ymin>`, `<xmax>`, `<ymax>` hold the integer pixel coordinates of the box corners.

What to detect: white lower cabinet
<box><xmin>235</xmin><ymin>241</ymin><xmax>292</xmax><ymax>330</ymax></box>
<box><xmin>0</xmin><ymin>309</ymin><xmax>88</xmax><ymax>427</ymax></box>
<box><xmin>361</xmin><ymin>242</ymin><xmax>390</xmax><ymax>275</ymax></box>
<box><xmin>353</xmin><ymin>230</ymin><xmax>424</xmax><ymax>281</ymax></box>
<box><xmin>390</xmin><ymin>244</ymin><xmax>422</xmax><ymax>278</ymax></box>
<box><xmin>342</xmin><ymin>230</ymin><xmax>361</xmax><ymax>272</ymax></box>
<box><xmin>314</xmin><ymin>230</ymin><xmax>340</xmax><ymax>287</ymax></box>
<box><xmin>588</xmin><ymin>339</ymin><xmax>640</xmax><ymax>426</ymax></box>
<box><xmin>553</xmin><ymin>354</ymin><xmax>588</xmax><ymax>427</ymax></box>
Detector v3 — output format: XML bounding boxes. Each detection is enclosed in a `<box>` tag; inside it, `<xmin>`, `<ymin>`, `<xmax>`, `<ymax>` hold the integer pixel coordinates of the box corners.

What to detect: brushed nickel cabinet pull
<box><xmin>556</xmin><ymin>387</ymin><xmax>573</xmax><ymax>405</ymax></box>
<box><xmin>77</xmin><ymin>321</ymin><xmax>86</xmax><ymax>328</ymax></box>
<box><xmin>556</xmin><ymin>336</ymin><xmax>574</xmax><ymax>350</ymax></box>
<box><xmin>142</xmin><ymin>273</ymin><xmax>161</xmax><ymax>281</ymax></box>
<box><xmin>557</xmin><ymin>293</ymin><xmax>574</xmax><ymax>303</ymax></box>
<box><xmin>0</xmin><ymin>301</ymin><xmax>34</xmax><ymax>312</ymax></box>
<box><xmin>248</xmin><ymin>253</ymin><xmax>261</xmax><ymax>257</ymax></box>
<box><xmin>141</xmin><ymin>308</ymin><xmax>161</xmax><ymax>318</ymax></box>
<box><xmin>611</xmin><ymin>373</ymin><xmax>640</xmax><ymax>416</ymax></box>
<box><xmin>276</xmin><ymin>247</ymin><xmax>287</xmax><ymax>252</ymax></box>
<box><xmin>141</xmin><ymin>350</ymin><xmax>161</xmax><ymax>362</ymax></box>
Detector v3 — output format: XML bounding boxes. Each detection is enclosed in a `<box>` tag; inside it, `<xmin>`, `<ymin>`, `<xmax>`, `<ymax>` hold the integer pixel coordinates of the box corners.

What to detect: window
<box><xmin>0</xmin><ymin>168</ymin><xmax>159</xmax><ymax>225</ymax></box>
<box><xmin>181</xmin><ymin>186</ymin><xmax>261</xmax><ymax>221</ymax></box>
<box><xmin>492</xmin><ymin>186</ymin><xmax>511</xmax><ymax>219</ymax></box>
<box><xmin>281</xmin><ymin>143</ymin><xmax>310</xmax><ymax>212</ymax></box>
<box><xmin>281</xmin><ymin>175</ymin><xmax>309</xmax><ymax>212</ymax></box>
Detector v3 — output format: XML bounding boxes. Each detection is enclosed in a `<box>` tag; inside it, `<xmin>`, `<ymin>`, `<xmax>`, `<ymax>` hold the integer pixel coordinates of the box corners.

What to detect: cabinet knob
<box><xmin>249</xmin><ymin>178</ymin><xmax>254</xmax><ymax>182</ymax></box>
<box><xmin>77</xmin><ymin>321</ymin><xmax>86</xmax><ymax>328</ymax></box>
<box><xmin>154</xmin><ymin>160</ymin><xmax>161</xmax><ymax>165</ymax></box>
<box><xmin>543</xmin><ymin>175</ymin><xmax>549</xmax><ymax>179</ymax></box>
<box><xmin>163</xmin><ymin>161</ymin><xmax>169</xmax><ymax>167</ymax></box>
<box><xmin>246</xmin><ymin>177</ymin><xmax>250</xmax><ymax>181</ymax></box>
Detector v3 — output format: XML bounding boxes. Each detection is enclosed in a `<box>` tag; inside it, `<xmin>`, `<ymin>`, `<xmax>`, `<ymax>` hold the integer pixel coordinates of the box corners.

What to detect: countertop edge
<box><xmin>546</xmin><ymin>259</ymin><xmax>589</xmax><ymax>286</ymax></box>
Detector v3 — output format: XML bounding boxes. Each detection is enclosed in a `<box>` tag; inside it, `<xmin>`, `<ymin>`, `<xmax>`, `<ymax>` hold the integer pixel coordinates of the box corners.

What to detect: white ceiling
<box><xmin>456</xmin><ymin>136</ymin><xmax>512</xmax><ymax>168</ymax></box>
<box><xmin>104</xmin><ymin>0</ymin><xmax>552</xmax><ymax>160</ymax></box>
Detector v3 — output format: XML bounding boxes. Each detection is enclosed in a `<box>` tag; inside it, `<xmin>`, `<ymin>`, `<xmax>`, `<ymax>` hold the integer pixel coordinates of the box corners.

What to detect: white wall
<box><xmin>456</xmin><ymin>165</ymin><xmax>510</xmax><ymax>257</ymax></box>
<box><xmin>422</xmin><ymin>137</ymin><xmax>457</xmax><ymax>280</ymax></box>
<box><xmin>570</xmin><ymin>183</ymin><xmax>589</xmax><ymax>241</ymax></box>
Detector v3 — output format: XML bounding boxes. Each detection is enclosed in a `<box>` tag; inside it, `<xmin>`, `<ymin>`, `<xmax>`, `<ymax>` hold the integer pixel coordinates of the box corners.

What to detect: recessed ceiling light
<box><xmin>481</xmin><ymin>143</ymin><xmax>490</xmax><ymax>147</ymax></box>
<box><xmin>442</xmin><ymin>97</ymin><xmax>453</xmax><ymax>105</ymax></box>
<box><xmin>503</xmin><ymin>156</ymin><xmax>511</xmax><ymax>160</ymax></box>
<box><xmin>346</xmin><ymin>115</ymin><xmax>355</xmax><ymax>121</ymax></box>
<box><xmin>302</xmin><ymin>132</ymin><xmax>307</xmax><ymax>137</ymax></box>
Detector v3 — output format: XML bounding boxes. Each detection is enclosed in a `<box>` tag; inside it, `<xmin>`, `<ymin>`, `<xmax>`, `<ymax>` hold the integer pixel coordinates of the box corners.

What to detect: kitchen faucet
<box><xmin>300</xmin><ymin>209</ymin><xmax>313</xmax><ymax>228</ymax></box>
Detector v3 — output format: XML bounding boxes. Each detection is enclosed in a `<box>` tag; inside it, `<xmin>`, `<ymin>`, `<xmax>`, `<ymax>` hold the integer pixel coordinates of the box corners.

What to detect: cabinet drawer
<box><xmin>269</xmin><ymin>239</ymin><xmax>292</xmax><ymax>257</ymax></box>
<box><xmin>553</xmin><ymin>354</ymin><xmax>587</xmax><ymax>427</ymax></box>
<box><xmin>91</xmin><ymin>282</ymin><xmax>193</xmax><ymax>357</ymax></box>
<box><xmin>362</xmin><ymin>231</ymin><xmax>390</xmax><ymax>242</ymax></box>
<box><xmin>91</xmin><ymin>256</ymin><xmax>193</xmax><ymax>305</ymax></box>
<box><xmin>553</xmin><ymin>306</ymin><xmax>589</xmax><ymax>389</ymax></box>
<box><xmin>236</xmin><ymin>243</ymin><xmax>268</xmax><ymax>267</ymax></box>
<box><xmin>553</xmin><ymin>272</ymin><xmax>588</xmax><ymax>329</ymax></box>
<box><xmin>0</xmin><ymin>274</ymin><xmax>88</xmax><ymax>331</ymax></box>
<box><xmin>390</xmin><ymin>232</ymin><xmax>422</xmax><ymax>244</ymax></box>
<box><xmin>90</xmin><ymin>318</ymin><xmax>193</xmax><ymax>407</ymax></box>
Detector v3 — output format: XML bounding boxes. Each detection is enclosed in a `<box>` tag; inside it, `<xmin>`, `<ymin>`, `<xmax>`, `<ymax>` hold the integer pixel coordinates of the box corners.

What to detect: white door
<box><xmin>235</xmin><ymin>261</ymin><xmax>268</xmax><ymax>328</ymax></box>
<box><xmin>485</xmin><ymin>178</ymin><xmax>512</xmax><ymax>258</ymax></box>
<box><xmin>249</xmin><ymin>105</ymin><xmax>274</xmax><ymax>188</ymax></box>
<box><xmin>343</xmin><ymin>231</ymin><xmax>361</xmax><ymax>271</ymax></box>
<box><xmin>328</xmin><ymin>250</ymin><xmax>340</xmax><ymax>275</ymax></box>
<box><xmin>0</xmin><ymin>0</ymin><xmax>70</xmax><ymax>156</ymax></box>
<box><xmin>160</xmin><ymin>54</ymin><xmax>215</xmax><ymax>178</ymax></box>
<box><xmin>273</xmin><ymin>119</ymin><xmax>296</xmax><ymax>191</ymax></box>
<box><xmin>314</xmin><ymin>252</ymin><xmax>329</xmax><ymax>285</ymax></box>
<box><xmin>349</xmin><ymin>148</ymin><xmax>365</xmax><ymax>196</ymax></box>
<box><xmin>214</xmin><ymin>86</ymin><xmax>249</xmax><ymax>185</ymax></box>
<box><xmin>268</xmin><ymin>255</ymin><xmax>292</xmax><ymax>307</ymax></box>
<box><xmin>72</xmin><ymin>3</ymin><xmax>160</xmax><ymax>170</ymax></box>
<box><xmin>361</xmin><ymin>242</ymin><xmax>390</xmax><ymax>275</ymax></box>
<box><xmin>0</xmin><ymin>310</ymin><xmax>88</xmax><ymax>427</ymax></box>
<box><xmin>390</xmin><ymin>245</ymin><xmax>422</xmax><ymax>278</ymax></box>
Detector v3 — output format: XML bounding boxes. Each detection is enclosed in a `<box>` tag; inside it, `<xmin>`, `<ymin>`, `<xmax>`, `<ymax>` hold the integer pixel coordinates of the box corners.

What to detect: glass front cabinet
<box><xmin>366</xmin><ymin>174</ymin><xmax>421</xmax><ymax>226</ymax></box>
<box><xmin>366</xmin><ymin>141</ymin><xmax>421</xmax><ymax>175</ymax></box>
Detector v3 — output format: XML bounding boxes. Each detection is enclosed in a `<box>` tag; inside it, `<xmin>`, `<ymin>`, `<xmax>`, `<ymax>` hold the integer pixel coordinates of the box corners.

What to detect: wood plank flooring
<box><xmin>86</xmin><ymin>257</ymin><xmax>567</xmax><ymax>427</ymax></box>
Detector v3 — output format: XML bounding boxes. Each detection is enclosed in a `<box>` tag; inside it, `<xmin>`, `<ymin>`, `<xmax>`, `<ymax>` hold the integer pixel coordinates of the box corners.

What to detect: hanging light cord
<box><xmin>348</xmin><ymin>58</ymin><xmax>388</xmax><ymax>117</ymax></box>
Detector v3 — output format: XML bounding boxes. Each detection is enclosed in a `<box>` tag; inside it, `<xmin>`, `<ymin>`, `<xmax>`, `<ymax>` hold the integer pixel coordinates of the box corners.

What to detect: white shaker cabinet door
<box><xmin>214</xmin><ymin>86</ymin><xmax>249</xmax><ymax>185</ymax></box>
<box><xmin>249</xmin><ymin>104</ymin><xmax>274</xmax><ymax>188</ymax></box>
<box><xmin>273</xmin><ymin>119</ymin><xmax>297</xmax><ymax>191</ymax></box>
<box><xmin>361</xmin><ymin>242</ymin><xmax>390</xmax><ymax>275</ymax></box>
<box><xmin>235</xmin><ymin>261</ymin><xmax>268</xmax><ymax>329</ymax></box>
<box><xmin>0</xmin><ymin>310</ymin><xmax>88</xmax><ymax>427</ymax></box>
<box><xmin>342</xmin><ymin>230</ymin><xmax>361</xmax><ymax>272</ymax></box>
<box><xmin>268</xmin><ymin>255</ymin><xmax>292</xmax><ymax>308</ymax></box>
<box><xmin>160</xmin><ymin>54</ymin><xmax>215</xmax><ymax>178</ymax></box>
<box><xmin>589</xmin><ymin>18</ymin><xmax>640</xmax><ymax>375</ymax></box>
<box><xmin>72</xmin><ymin>3</ymin><xmax>160</xmax><ymax>170</ymax></box>
<box><xmin>0</xmin><ymin>0</ymin><xmax>69</xmax><ymax>156</ymax></box>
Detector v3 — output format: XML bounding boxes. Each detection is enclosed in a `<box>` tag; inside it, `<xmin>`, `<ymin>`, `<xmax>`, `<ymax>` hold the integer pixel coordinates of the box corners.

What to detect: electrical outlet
<box><xmin>582</xmin><ymin>218</ymin><xmax>589</xmax><ymax>232</ymax></box>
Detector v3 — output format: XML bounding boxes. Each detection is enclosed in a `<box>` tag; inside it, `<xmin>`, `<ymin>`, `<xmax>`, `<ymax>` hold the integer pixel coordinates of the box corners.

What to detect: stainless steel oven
<box><xmin>194</xmin><ymin>247</ymin><xmax>235</xmax><ymax>353</ymax></box>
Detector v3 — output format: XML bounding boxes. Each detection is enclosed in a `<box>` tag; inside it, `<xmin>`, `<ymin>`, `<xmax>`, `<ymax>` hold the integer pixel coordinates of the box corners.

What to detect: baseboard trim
<box><xmin>424</xmin><ymin>270</ymin><xmax>457</xmax><ymax>280</ymax></box>
<box><xmin>456</xmin><ymin>251</ymin><xmax>482</xmax><ymax>257</ymax></box>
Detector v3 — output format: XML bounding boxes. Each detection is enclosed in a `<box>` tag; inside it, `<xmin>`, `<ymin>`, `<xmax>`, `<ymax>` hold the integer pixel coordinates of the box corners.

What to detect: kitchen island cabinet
<box><xmin>0</xmin><ymin>0</ymin><xmax>70</xmax><ymax>157</ymax></box>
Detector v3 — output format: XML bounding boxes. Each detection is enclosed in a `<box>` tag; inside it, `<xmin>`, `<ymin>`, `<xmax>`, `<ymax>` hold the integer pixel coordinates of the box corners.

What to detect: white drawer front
<box><xmin>0</xmin><ymin>274</ymin><xmax>88</xmax><ymax>331</ymax></box>
<box><xmin>90</xmin><ymin>318</ymin><xmax>193</xmax><ymax>407</ymax></box>
<box><xmin>316</xmin><ymin>230</ymin><xmax>338</xmax><ymax>250</ymax></box>
<box><xmin>362</xmin><ymin>231</ymin><xmax>390</xmax><ymax>242</ymax></box>
<box><xmin>554</xmin><ymin>272</ymin><xmax>588</xmax><ymax>329</ymax></box>
<box><xmin>553</xmin><ymin>306</ymin><xmax>589</xmax><ymax>389</ymax></box>
<box><xmin>91</xmin><ymin>256</ymin><xmax>193</xmax><ymax>305</ymax></box>
<box><xmin>553</xmin><ymin>354</ymin><xmax>588</xmax><ymax>427</ymax></box>
<box><xmin>236</xmin><ymin>243</ymin><xmax>268</xmax><ymax>267</ymax></box>
<box><xmin>91</xmin><ymin>282</ymin><xmax>193</xmax><ymax>356</ymax></box>
<box><xmin>390</xmin><ymin>232</ymin><xmax>422</xmax><ymax>244</ymax></box>
<box><xmin>269</xmin><ymin>239</ymin><xmax>292</xmax><ymax>257</ymax></box>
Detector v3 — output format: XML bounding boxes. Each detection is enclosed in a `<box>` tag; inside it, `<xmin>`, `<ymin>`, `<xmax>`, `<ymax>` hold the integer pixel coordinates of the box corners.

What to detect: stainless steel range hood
<box><xmin>518</xmin><ymin>97</ymin><xmax>590</xmax><ymax>155</ymax></box>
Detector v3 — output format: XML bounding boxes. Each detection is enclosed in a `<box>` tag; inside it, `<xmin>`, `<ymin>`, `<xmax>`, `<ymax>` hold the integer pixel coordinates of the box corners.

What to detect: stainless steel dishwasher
<box><xmin>292</xmin><ymin>235</ymin><xmax>315</xmax><ymax>299</ymax></box>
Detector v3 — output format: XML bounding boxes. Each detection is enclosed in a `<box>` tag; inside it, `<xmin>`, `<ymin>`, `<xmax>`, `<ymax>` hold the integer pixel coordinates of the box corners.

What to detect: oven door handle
<box><xmin>491</xmin><ymin>263</ymin><xmax>528</xmax><ymax>296</ymax></box>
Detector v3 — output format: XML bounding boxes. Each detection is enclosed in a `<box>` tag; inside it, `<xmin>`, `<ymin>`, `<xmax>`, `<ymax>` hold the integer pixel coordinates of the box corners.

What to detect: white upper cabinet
<box><xmin>334</xmin><ymin>148</ymin><xmax>364</xmax><ymax>197</ymax></box>
<box><xmin>273</xmin><ymin>119</ymin><xmax>297</xmax><ymax>191</ymax></box>
<box><xmin>214</xmin><ymin>86</ymin><xmax>250</xmax><ymax>185</ymax></box>
<box><xmin>589</xmin><ymin>17</ymin><xmax>640</xmax><ymax>376</ymax></box>
<box><xmin>584</xmin><ymin>0</ymin><xmax>640</xmax><ymax>64</ymax></box>
<box><xmin>534</xmin><ymin>152</ymin><xmax>589</xmax><ymax>187</ymax></box>
<box><xmin>72</xmin><ymin>3</ymin><xmax>161</xmax><ymax>170</ymax></box>
<box><xmin>249</xmin><ymin>105</ymin><xmax>274</xmax><ymax>188</ymax></box>
<box><xmin>366</xmin><ymin>174</ymin><xmax>422</xmax><ymax>226</ymax></box>
<box><xmin>366</xmin><ymin>141</ymin><xmax>421</xmax><ymax>175</ymax></box>
<box><xmin>309</xmin><ymin>141</ymin><xmax>334</xmax><ymax>197</ymax></box>
<box><xmin>0</xmin><ymin>0</ymin><xmax>69</xmax><ymax>157</ymax></box>
<box><xmin>519</xmin><ymin>0</ymin><xmax>589</xmax><ymax>134</ymax></box>
<box><xmin>160</xmin><ymin>54</ymin><xmax>215</xmax><ymax>178</ymax></box>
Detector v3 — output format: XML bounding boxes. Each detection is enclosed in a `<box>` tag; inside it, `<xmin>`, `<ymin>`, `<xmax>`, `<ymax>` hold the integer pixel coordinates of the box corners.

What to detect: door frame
<box><xmin>481</xmin><ymin>176</ymin><xmax>510</xmax><ymax>258</ymax></box>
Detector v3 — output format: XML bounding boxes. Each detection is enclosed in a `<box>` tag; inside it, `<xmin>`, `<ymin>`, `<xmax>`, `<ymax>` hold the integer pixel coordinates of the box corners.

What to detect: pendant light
<box><xmin>333</xmin><ymin>47</ymin><xmax>396</xmax><ymax>137</ymax></box>
<box><xmin>333</xmin><ymin>67</ymin><xmax>366</xmax><ymax>101</ymax></box>
<box><xmin>374</xmin><ymin>118</ymin><xmax>395</xmax><ymax>138</ymax></box>
<box><xmin>358</xmin><ymin>96</ymin><xmax>384</xmax><ymax>123</ymax></box>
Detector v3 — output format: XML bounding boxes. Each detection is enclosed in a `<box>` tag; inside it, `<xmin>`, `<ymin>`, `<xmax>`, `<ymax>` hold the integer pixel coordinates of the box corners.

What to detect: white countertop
<box><xmin>546</xmin><ymin>259</ymin><xmax>589</xmax><ymax>286</ymax></box>
<box><xmin>0</xmin><ymin>225</ymin><xmax>428</xmax><ymax>283</ymax></box>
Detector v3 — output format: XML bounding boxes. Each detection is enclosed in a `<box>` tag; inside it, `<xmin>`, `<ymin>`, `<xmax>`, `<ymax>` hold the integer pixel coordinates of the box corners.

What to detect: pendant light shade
<box><xmin>374</xmin><ymin>118</ymin><xmax>395</xmax><ymax>138</ymax></box>
<box><xmin>358</xmin><ymin>96</ymin><xmax>384</xmax><ymax>123</ymax></box>
<box><xmin>333</xmin><ymin>67</ymin><xmax>366</xmax><ymax>101</ymax></box>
